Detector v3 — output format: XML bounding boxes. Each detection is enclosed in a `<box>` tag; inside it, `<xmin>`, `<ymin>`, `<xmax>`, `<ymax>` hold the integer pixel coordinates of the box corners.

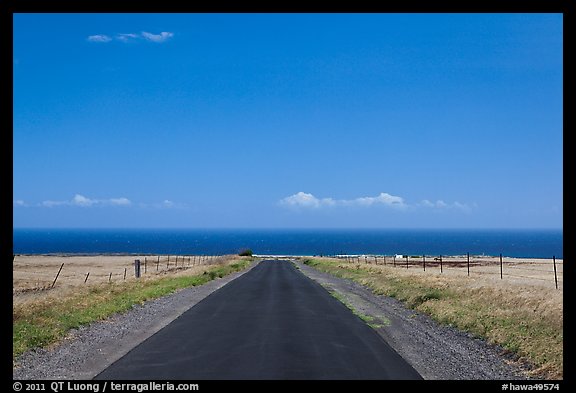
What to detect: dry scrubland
<box><xmin>302</xmin><ymin>256</ymin><xmax>563</xmax><ymax>379</ymax></box>
<box><xmin>13</xmin><ymin>255</ymin><xmax>223</xmax><ymax>297</ymax></box>
<box><xmin>13</xmin><ymin>254</ymin><xmax>252</xmax><ymax>360</ymax></box>
<box><xmin>13</xmin><ymin>254</ymin><xmax>563</xmax><ymax>379</ymax></box>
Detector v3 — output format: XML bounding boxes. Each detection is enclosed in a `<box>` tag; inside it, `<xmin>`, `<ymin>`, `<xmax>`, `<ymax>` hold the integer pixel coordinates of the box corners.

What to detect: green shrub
<box><xmin>238</xmin><ymin>248</ymin><xmax>253</xmax><ymax>257</ymax></box>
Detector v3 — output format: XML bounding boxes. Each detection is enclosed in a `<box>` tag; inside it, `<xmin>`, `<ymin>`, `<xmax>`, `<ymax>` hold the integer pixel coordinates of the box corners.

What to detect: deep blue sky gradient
<box><xmin>13</xmin><ymin>13</ymin><xmax>563</xmax><ymax>228</ymax></box>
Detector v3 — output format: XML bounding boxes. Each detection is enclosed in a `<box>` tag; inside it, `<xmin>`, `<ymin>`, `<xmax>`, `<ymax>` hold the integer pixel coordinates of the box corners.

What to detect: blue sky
<box><xmin>13</xmin><ymin>13</ymin><xmax>563</xmax><ymax>228</ymax></box>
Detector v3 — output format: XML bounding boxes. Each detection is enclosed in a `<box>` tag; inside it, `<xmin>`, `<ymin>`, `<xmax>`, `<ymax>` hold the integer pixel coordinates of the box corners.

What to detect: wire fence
<box><xmin>332</xmin><ymin>253</ymin><xmax>563</xmax><ymax>289</ymax></box>
<box><xmin>13</xmin><ymin>254</ymin><xmax>227</xmax><ymax>294</ymax></box>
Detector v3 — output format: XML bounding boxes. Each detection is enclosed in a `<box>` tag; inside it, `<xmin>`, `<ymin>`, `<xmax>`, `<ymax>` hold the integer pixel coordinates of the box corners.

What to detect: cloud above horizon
<box><xmin>87</xmin><ymin>31</ymin><xmax>174</xmax><ymax>44</ymax></box>
<box><xmin>39</xmin><ymin>194</ymin><xmax>132</xmax><ymax>208</ymax></box>
<box><xmin>141</xmin><ymin>31</ymin><xmax>174</xmax><ymax>43</ymax></box>
<box><xmin>87</xmin><ymin>34</ymin><xmax>112</xmax><ymax>43</ymax></box>
<box><xmin>279</xmin><ymin>192</ymin><xmax>473</xmax><ymax>212</ymax></box>
<box><xmin>280</xmin><ymin>192</ymin><xmax>407</xmax><ymax>209</ymax></box>
<box><xmin>12</xmin><ymin>194</ymin><xmax>188</xmax><ymax>210</ymax></box>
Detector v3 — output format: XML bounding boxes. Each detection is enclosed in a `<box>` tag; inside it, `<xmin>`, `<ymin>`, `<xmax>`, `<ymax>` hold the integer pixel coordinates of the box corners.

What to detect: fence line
<box><xmin>333</xmin><ymin>253</ymin><xmax>563</xmax><ymax>289</ymax></box>
<box><xmin>13</xmin><ymin>254</ymin><xmax>228</xmax><ymax>292</ymax></box>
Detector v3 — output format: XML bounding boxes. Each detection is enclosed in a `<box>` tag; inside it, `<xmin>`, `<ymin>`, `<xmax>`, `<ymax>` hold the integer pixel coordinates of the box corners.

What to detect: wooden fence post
<box><xmin>500</xmin><ymin>253</ymin><xmax>503</xmax><ymax>279</ymax></box>
<box><xmin>135</xmin><ymin>260</ymin><xmax>141</xmax><ymax>278</ymax></box>
<box><xmin>423</xmin><ymin>255</ymin><xmax>426</xmax><ymax>271</ymax></box>
<box><xmin>144</xmin><ymin>257</ymin><xmax>147</xmax><ymax>274</ymax></box>
<box><xmin>84</xmin><ymin>272</ymin><xmax>90</xmax><ymax>283</ymax></box>
<box><xmin>393</xmin><ymin>256</ymin><xmax>396</xmax><ymax>267</ymax></box>
<box><xmin>156</xmin><ymin>256</ymin><xmax>160</xmax><ymax>271</ymax></box>
<box><xmin>51</xmin><ymin>263</ymin><xmax>65</xmax><ymax>288</ymax></box>
<box><xmin>124</xmin><ymin>268</ymin><xmax>127</xmax><ymax>280</ymax></box>
<box><xmin>440</xmin><ymin>255</ymin><xmax>443</xmax><ymax>273</ymax></box>
<box><xmin>467</xmin><ymin>252</ymin><xmax>470</xmax><ymax>276</ymax></box>
<box><xmin>405</xmin><ymin>255</ymin><xmax>409</xmax><ymax>269</ymax></box>
<box><xmin>553</xmin><ymin>255</ymin><xmax>558</xmax><ymax>289</ymax></box>
<box><xmin>109</xmin><ymin>272</ymin><xmax>112</xmax><ymax>282</ymax></box>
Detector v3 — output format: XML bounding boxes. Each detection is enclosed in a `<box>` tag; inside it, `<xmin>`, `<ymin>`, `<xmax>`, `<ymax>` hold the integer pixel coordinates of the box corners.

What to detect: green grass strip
<box><xmin>302</xmin><ymin>258</ymin><xmax>562</xmax><ymax>379</ymax></box>
<box><xmin>13</xmin><ymin>260</ymin><xmax>251</xmax><ymax>359</ymax></box>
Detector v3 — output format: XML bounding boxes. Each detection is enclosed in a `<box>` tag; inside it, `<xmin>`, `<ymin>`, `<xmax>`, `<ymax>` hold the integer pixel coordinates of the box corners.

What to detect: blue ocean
<box><xmin>12</xmin><ymin>228</ymin><xmax>563</xmax><ymax>258</ymax></box>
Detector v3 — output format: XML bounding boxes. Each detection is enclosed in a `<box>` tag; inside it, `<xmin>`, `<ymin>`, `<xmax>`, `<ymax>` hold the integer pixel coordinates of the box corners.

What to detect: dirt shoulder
<box><xmin>293</xmin><ymin>260</ymin><xmax>532</xmax><ymax>380</ymax></box>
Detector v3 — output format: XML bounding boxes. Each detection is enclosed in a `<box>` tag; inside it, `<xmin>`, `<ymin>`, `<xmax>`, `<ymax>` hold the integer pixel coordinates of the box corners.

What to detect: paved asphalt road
<box><xmin>95</xmin><ymin>260</ymin><xmax>422</xmax><ymax>380</ymax></box>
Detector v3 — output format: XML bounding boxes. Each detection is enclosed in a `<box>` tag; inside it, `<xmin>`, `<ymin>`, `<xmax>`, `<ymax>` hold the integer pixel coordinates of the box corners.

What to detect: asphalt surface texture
<box><xmin>95</xmin><ymin>260</ymin><xmax>422</xmax><ymax>380</ymax></box>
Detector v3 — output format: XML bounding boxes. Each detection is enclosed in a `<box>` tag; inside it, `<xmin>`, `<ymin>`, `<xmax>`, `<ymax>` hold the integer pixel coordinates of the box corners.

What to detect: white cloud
<box><xmin>350</xmin><ymin>192</ymin><xmax>405</xmax><ymax>207</ymax></box>
<box><xmin>88</xmin><ymin>32</ymin><xmax>174</xmax><ymax>44</ymax></box>
<box><xmin>13</xmin><ymin>200</ymin><xmax>26</xmax><ymax>207</ymax></box>
<box><xmin>109</xmin><ymin>197</ymin><xmax>132</xmax><ymax>206</ymax></box>
<box><xmin>141</xmin><ymin>31</ymin><xmax>174</xmax><ymax>43</ymax></box>
<box><xmin>72</xmin><ymin>194</ymin><xmax>96</xmax><ymax>207</ymax></box>
<box><xmin>39</xmin><ymin>194</ymin><xmax>131</xmax><ymax>208</ymax></box>
<box><xmin>279</xmin><ymin>192</ymin><xmax>336</xmax><ymax>208</ymax></box>
<box><xmin>420</xmin><ymin>199</ymin><xmax>434</xmax><ymax>207</ymax></box>
<box><xmin>116</xmin><ymin>33</ymin><xmax>139</xmax><ymax>42</ymax></box>
<box><xmin>41</xmin><ymin>200</ymin><xmax>67</xmax><ymax>208</ymax></box>
<box><xmin>280</xmin><ymin>192</ymin><xmax>473</xmax><ymax>212</ymax></box>
<box><xmin>419</xmin><ymin>199</ymin><xmax>474</xmax><ymax>212</ymax></box>
<box><xmin>280</xmin><ymin>192</ymin><xmax>405</xmax><ymax>209</ymax></box>
<box><xmin>87</xmin><ymin>34</ymin><xmax>112</xmax><ymax>43</ymax></box>
<box><xmin>137</xmin><ymin>200</ymin><xmax>187</xmax><ymax>209</ymax></box>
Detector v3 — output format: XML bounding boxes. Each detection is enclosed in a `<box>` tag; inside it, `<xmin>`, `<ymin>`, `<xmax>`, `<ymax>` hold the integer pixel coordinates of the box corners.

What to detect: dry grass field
<box><xmin>13</xmin><ymin>254</ymin><xmax>252</xmax><ymax>360</ymax></box>
<box><xmin>350</xmin><ymin>255</ymin><xmax>563</xmax><ymax>289</ymax></box>
<box><xmin>13</xmin><ymin>254</ymin><xmax>232</xmax><ymax>306</ymax></box>
<box><xmin>303</xmin><ymin>256</ymin><xmax>563</xmax><ymax>379</ymax></box>
<box><xmin>13</xmin><ymin>254</ymin><xmax>563</xmax><ymax>378</ymax></box>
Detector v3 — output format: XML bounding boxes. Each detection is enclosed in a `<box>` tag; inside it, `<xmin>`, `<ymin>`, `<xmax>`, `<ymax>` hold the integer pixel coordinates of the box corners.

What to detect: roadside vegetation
<box><xmin>13</xmin><ymin>257</ymin><xmax>253</xmax><ymax>360</ymax></box>
<box><xmin>238</xmin><ymin>248</ymin><xmax>253</xmax><ymax>257</ymax></box>
<box><xmin>302</xmin><ymin>258</ymin><xmax>563</xmax><ymax>379</ymax></box>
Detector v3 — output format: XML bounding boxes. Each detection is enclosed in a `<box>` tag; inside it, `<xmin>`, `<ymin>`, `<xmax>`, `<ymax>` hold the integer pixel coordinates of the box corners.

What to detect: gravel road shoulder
<box><xmin>13</xmin><ymin>261</ymin><xmax>261</xmax><ymax>380</ymax></box>
<box><xmin>293</xmin><ymin>260</ymin><xmax>533</xmax><ymax>380</ymax></box>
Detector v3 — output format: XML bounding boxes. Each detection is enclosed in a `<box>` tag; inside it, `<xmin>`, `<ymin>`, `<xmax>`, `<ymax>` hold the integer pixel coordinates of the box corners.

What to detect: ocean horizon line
<box><xmin>13</xmin><ymin>228</ymin><xmax>562</xmax><ymax>259</ymax></box>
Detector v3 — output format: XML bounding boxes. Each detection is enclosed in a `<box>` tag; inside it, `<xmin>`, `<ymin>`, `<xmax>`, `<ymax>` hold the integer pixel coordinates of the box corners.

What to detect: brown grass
<box><xmin>304</xmin><ymin>257</ymin><xmax>563</xmax><ymax>379</ymax></box>
<box><xmin>13</xmin><ymin>255</ymin><xmax>253</xmax><ymax>359</ymax></box>
<box><xmin>13</xmin><ymin>254</ymin><xmax>228</xmax><ymax>306</ymax></box>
